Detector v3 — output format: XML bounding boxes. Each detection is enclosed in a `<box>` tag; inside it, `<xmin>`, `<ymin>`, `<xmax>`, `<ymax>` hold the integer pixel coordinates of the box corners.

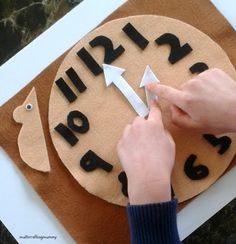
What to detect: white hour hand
<box><xmin>103</xmin><ymin>64</ymin><xmax>149</xmax><ymax>117</ymax></box>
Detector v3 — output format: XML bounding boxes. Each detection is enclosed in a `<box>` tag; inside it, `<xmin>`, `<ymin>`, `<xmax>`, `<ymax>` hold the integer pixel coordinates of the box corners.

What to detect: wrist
<box><xmin>128</xmin><ymin>178</ymin><xmax>171</xmax><ymax>205</ymax></box>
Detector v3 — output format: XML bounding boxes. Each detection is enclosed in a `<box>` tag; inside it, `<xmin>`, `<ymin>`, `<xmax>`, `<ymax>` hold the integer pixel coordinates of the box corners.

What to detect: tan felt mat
<box><xmin>0</xmin><ymin>0</ymin><xmax>236</xmax><ymax>243</ymax></box>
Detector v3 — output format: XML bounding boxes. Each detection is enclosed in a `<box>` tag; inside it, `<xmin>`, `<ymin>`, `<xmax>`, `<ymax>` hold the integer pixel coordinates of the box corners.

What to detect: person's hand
<box><xmin>117</xmin><ymin>101</ymin><xmax>175</xmax><ymax>204</ymax></box>
<box><xmin>148</xmin><ymin>68</ymin><xmax>236</xmax><ymax>134</ymax></box>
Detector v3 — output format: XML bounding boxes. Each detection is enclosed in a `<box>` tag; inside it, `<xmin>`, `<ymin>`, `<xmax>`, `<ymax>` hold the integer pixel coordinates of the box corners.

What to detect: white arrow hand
<box><xmin>103</xmin><ymin>64</ymin><xmax>149</xmax><ymax>118</ymax></box>
<box><xmin>140</xmin><ymin>65</ymin><xmax>160</xmax><ymax>107</ymax></box>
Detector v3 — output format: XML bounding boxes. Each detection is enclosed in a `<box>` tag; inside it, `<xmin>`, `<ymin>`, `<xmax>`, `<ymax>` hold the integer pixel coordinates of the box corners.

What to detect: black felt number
<box><xmin>80</xmin><ymin>150</ymin><xmax>113</xmax><ymax>172</ymax></box>
<box><xmin>122</xmin><ymin>22</ymin><xmax>149</xmax><ymax>50</ymax></box>
<box><xmin>67</xmin><ymin>110</ymin><xmax>89</xmax><ymax>133</ymax></box>
<box><xmin>54</xmin><ymin>123</ymin><xmax>78</xmax><ymax>146</ymax></box>
<box><xmin>55</xmin><ymin>67</ymin><xmax>87</xmax><ymax>103</ymax></box>
<box><xmin>184</xmin><ymin>154</ymin><xmax>209</xmax><ymax>180</ymax></box>
<box><xmin>203</xmin><ymin>134</ymin><xmax>232</xmax><ymax>155</ymax></box>
<box><xmin>118</xmin><ymin>171</ymin><xmax>128</xmax><ymax>197</ymax></box>
<box><xmin>171</xmin><ymin>186</ymin><xmax>175</xmax><ymax>198</ymax></box>
<box><xmin>65</xmin><ymin>67</ymin><xmax>87</xmax><ymax>93</ymax></box>
<box><xmin>55</xmin><ymin>77</ymin><xmax>77</xmax><ymax>103</ymax></box>
<box><xmin>78</xmin><ymin>36</ymin><xmax>125</xmax><ymax>75</ymax></box>
<box><xmin>89</xmin><ymin>35</ymin><xmax>125</xmax><ymax>64</ymax></box>
<box><xmin>155</xmin><ymin>33</ymin><xmax>193</xmax><ymax>64</ymax></box>
<box><xmin>54</xmin><ymin>110</ymin><xmax>89</xmax><ymax>146</ymax></box>
<box><xmin>77</xmin><ymin>47</ymin><xmax>103</xmax><ymax>76</ymax></box>
<box><xmin>189</xmin><ymin>62</ymin><xmax>209</xmax><ymax>74</ymax></box>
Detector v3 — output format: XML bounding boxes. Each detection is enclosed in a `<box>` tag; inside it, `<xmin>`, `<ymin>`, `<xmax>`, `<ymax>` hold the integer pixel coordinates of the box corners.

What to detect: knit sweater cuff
<box><xmin>127</xmin><ymin>199</ymin><xmax>180</xmax><ymax>244</ymax></box>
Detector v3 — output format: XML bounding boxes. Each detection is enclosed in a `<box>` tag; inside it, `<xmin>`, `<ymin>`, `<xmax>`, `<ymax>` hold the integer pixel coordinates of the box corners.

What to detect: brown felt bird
<box><xmin>13</xmin><ymin>87</ymin><xmax>51</xmax><ymax>172</ymax></box>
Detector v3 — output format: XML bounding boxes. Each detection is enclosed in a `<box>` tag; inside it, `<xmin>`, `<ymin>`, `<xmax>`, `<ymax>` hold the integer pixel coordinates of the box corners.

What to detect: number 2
<box><xmin>155</xmin><ymin>33</ymin><xmax>193</xmax><ymax>64</ymax></box>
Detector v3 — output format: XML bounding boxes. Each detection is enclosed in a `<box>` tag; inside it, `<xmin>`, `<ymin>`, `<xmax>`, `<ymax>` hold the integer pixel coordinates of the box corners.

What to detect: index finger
<box><xmin>147</xmin><ymin>83</ymin><xmax>185</xmax><ymax>109</ymax></box>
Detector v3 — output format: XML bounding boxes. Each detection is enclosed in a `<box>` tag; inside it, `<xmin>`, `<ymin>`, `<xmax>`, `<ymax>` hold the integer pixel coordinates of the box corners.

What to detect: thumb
<box><xmin>170</xmin><ymin>105</ymin><xmax>200</xmax><ymax>130</ymax></box>
<box><xmin>148</xmin><ymin>100</ymin><xmax>163</xmax><ymax>125</ymax></box>
<box><xmin>148</xmin><ymin>83</ymin><xmax>185</xmax><ymax>109</ymax></box>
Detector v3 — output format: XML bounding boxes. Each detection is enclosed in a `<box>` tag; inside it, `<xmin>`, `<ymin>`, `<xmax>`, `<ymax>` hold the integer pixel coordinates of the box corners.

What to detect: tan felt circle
<box><xmin>48</xmin><ymin>15</ymin><xmax>236</xmax><ymax>206</ymax></box>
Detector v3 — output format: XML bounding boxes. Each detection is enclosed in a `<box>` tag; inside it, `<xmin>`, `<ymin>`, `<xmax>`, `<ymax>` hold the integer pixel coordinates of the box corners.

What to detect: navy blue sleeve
<box><xmin>127</xmin><ymin>199</ymin><xmax>181</xmax><ymax>244</ymax></box>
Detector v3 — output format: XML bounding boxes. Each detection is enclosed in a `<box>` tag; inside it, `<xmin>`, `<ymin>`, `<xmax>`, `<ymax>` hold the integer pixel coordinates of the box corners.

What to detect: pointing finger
<box><xmin>147</xmin><ymin>83</ymin><xmax>185</xmax><ymax>109</ymax></box>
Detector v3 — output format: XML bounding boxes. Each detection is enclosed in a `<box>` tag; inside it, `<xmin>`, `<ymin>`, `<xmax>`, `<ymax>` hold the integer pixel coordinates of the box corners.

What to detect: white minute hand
<box><xmin>140</xmin><ymin>65</ymin><xmax>160</xmax><ymax>107</ymax></box>
<box><xmin>103</xmin><ymin>64</ymin><xmax>149</xmax><ymax>118</ymax></box>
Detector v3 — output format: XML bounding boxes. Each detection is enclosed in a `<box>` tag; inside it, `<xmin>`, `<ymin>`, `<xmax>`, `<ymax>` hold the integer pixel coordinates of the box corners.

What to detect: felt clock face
<box><xmin>48</xmin><ymin>15</ymin><xmax>236</xmax><ymax>206</ymax></box>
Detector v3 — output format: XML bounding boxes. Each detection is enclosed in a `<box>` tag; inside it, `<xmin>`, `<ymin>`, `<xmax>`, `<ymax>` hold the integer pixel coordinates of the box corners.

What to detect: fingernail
<box><xmin>147</xmin><ymin>83</ymin><xmax>154</xmax><ymax>90</ymax></box>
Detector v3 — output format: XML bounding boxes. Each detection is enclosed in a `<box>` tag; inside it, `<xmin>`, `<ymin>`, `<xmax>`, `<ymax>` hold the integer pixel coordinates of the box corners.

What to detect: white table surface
<box><xmin>0</xmin><ymin>0</ymin><xmax>235</xmax><ymax>243</ymax></box>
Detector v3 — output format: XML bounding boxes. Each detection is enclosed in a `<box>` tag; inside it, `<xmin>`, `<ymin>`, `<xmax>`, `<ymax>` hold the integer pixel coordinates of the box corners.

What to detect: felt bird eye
<box><xmin>25</xmin><ymin>103</ymin><xmax>33</xmax><ymax>111</ymax></box>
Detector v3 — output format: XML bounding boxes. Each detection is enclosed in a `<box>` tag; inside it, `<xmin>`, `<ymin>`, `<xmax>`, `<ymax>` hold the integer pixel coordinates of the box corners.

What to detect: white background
<box><xmin>0</xmin><ymin>0</ymin><xmax>235</xmax><ymax>243</ymax></box>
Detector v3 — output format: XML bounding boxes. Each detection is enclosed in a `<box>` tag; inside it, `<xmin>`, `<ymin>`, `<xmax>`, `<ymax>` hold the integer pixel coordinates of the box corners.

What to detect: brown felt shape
<box><xmin>49</xmin><ymin>15</ymin><xmax>236</xmax><ymax>205</ymax></box>
<box><xmin>13</xmin><ymin>87</ymin><xmax>50</xmax><ymax>172</ymax></box>
<box><xmin>1</xmin><ymin>1</ymin><xmax>236</xmax><ymax>243</ymax></box>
